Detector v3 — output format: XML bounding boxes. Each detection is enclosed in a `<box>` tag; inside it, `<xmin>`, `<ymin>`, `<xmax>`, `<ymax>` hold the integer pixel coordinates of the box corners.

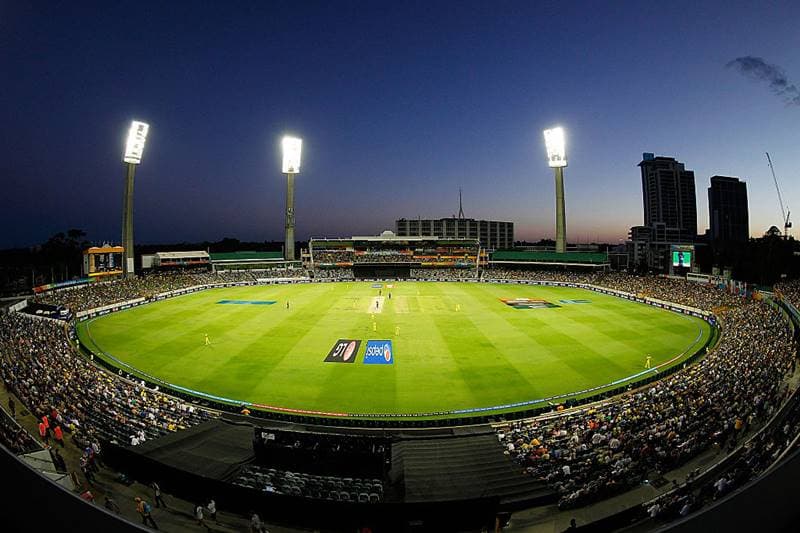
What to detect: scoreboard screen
<box><xmin>83</xmin><ymin>246</ymin><xmax>124</xmax><ymax>278</ymax></box>
<box><xmin>672</xmin><ymin>251</ymin><xmax>691</xmax><ymax>267</ymax></box>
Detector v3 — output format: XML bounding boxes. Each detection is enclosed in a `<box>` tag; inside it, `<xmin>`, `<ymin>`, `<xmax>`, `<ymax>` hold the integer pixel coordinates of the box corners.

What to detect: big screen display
<box><xmin>672</xmin><ymin>250</ymin><xmax>692</xmax><ymax>267</ymax></box>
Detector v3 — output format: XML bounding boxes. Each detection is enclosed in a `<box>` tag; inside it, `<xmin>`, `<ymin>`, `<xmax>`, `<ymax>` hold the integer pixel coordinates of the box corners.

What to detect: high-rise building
<box><xmin>628</xmin><ymin>154</ymin><xmax>700</xmax><ymax>272</ymax></box>
<box><xmin>395</xmin><ymin>218</ymin><xmax>513</xmax><ymax>250</ymax></box>
<box><xmin>708</xmin><ymin>176</ymin><xmax>749</xmax><ymax>243</ymax></box>
<box><xmin>639</xmin><ymin>154</ymin><xmax>697</xmax><ymax>241</ymax></box>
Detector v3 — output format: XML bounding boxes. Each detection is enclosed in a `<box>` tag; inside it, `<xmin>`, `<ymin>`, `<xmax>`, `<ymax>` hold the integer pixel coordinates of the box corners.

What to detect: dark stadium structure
<box><xmin>3</xmin><ymin>257</ymin><xmax>800</xmax><ymax>532</ymax></box>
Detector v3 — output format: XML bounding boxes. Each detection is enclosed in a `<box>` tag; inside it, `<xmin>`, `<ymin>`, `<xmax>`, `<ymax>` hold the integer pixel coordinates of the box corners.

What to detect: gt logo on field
<box><xmin>363</xmin><ymin>340</ymin><xmax>394</xmax><ymax>365</ymax></box>
<box><xmin>324</xmin><ymin>339</ymin><xmax>361</xmax><ymax>363</ymax></box>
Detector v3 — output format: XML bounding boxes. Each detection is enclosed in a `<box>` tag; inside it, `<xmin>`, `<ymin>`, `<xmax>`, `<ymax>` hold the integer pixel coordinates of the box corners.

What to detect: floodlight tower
<box><xmin>121</xmin><ymin>121</ymin><xmax>150</xmax><ymax>278</ymax></box>
<box><xmin>281</xmin><ymin>136</ymin><xmax>302</xmax><ymax>261</ymax></box>
<box><xmin>543</xmin><ymin>127</ymin><xmax>568</xmax><ymax>253</ymax></box>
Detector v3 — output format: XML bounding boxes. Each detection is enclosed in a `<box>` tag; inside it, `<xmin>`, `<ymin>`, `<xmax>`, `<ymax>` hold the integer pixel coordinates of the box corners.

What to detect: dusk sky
<box><xmin>1</xmin><ymin>1</ymin><xmax>798</xmax><ymax>248</ymax></box>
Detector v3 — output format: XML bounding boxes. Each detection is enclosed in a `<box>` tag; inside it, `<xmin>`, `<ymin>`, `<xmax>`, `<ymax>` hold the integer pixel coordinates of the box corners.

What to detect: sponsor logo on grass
<box><xmin>371</xmin><ymin>283</ymin><xmax>383</xmax><ymax>288</ymax></box>
<box><xmin>217</xmin><ymin>300</ymin><xmax>277</xmax><ymax>305</ymax></box>
<box><xmin>500</xmin><ymin>298</ymin><xmax>560</xmax><ymax>309</ymax></box>
<box><xmin>364</xmin><ymin>340</ymin><xmax>394</xmax><ymax>364</ymax></box>
<box><xmin>325</xmin><ymin>339</ymin><xmax>361</xmax><ymax>363</ymax></box>
<box><xmin>559</xmin><ymin>299</ymin><xmax>592</xmax><ymax>304</ymax></box>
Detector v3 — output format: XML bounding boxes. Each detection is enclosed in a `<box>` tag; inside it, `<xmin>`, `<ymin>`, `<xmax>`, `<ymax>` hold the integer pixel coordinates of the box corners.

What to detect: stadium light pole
<box><xmin>543</xmin><ymin>127</ymin><xmax>567</xmax><ymax>253</ymax></box>
<box><xmin>281</xmin><ymin>136</ymin><xmax>302</xmax><ymax>261</ymax></box>
<box><xmin>121</xmin><ymin>121</ymin><xmax>150</xmax><ymax>278</ymax></box>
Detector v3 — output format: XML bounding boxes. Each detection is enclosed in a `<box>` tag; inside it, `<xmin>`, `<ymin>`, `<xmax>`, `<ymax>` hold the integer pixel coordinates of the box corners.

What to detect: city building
<box><xmin>640</xmin><ymin>153</ymin><xmax>697</xmax><ymax>241</ymax></box>
<box><xmin>628</xmin><ymin>154</ymin><xmax>700</xmax><ymax>272</ymax></box>
<box><xmin>708</xmin><ymin>175</ymin><xmax>749</xmax><ymax>243</ymax></box>
<box><xmin>395</xmin><ymin>218</ymin><xmax>513</xmax><ymax>250</ymax></box>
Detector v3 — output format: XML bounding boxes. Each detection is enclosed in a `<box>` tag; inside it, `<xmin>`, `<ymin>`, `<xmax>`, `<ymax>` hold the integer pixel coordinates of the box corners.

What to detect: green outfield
<box><xmin>76</xmin><ymin>282</ymin><xmax>713</xmax><ymax>418</ymax></box>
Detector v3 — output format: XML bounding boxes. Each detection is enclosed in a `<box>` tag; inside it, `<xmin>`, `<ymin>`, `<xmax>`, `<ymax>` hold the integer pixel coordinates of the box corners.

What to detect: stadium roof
<box><xmin>311</xmin><ymin>235</ymin><xmax>480</xmax><ymax>243</ymax></box>
<box><xmin>209</xmin><ymin>251</ymin><xmax>284</xmax><ymax>262</ymax></box>
<box><xmin>155</xmin><ymin>251</ymin><xmax>209</xmax><ymax>259</ymax></box>
<box><xmin>490</xmin><ymin>251</ymin><xmax>608</xmax><ymax>264</ymax></box>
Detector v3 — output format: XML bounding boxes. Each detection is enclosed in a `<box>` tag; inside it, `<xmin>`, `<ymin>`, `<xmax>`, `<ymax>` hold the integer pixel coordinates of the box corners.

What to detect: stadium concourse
<box><xmin>1</xmin><ymin>269</ymin><xmax>799</xmax><ymax>531</ymax></box>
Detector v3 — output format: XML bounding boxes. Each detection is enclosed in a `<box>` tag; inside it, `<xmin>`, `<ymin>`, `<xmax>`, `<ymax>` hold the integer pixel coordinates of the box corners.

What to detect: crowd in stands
<box><xmin>312</xmin><ymin>268</ymin><xmax>354</xmax><ymax>280</ymax></box>
<box><xmin>497</xmin><ymin>276</ymin><xmax>796</xmax><ymax>510</ymax></box>
<box><xmin>482</xmin><ymin>268</ymin><xmax>600</xmax><ymax>283</ymax></box>
<box><xmin>643</xmin><ymin>382</ymin><xmax>800</xmax><ymax>525</ymax></box>
<box><xmin>637</xmin><ymin>281</ymin><xmax>800</xmax><ymax>525</ymax></box>
<box><xmin>354</xmin><ymin>251</ymin><xmax>413</xmax><ymax>263</ymax></box>
<box><xmin>410</xmin><ymin>268</ymin><xmax>477</xmax><ymax>280</ymax></box>
<box><xmin>33</xmin><ymin>269</ymin><xmax>319</xmax><ymax>314</ymax></box>
<box><xmin>234</xmin><ymin>464</ymin><xmax>384</xmax><ymax>502</ymax></box>
<box><xmin>34</xmin><ymin>272</ymin><xmax>216</xmax><ymax>313</ymax></box>
<box><xmin>252</xmin><ymin>268</ymin><xmax>308</xmax><ymax>279</ymax></box>
<box><xmin>7</xmin><ymin>267</ymin><xmax>800</xmax><ymax>518</ymax></box>
<box><xmin>596</xmin><ymin>273</ymin><xmax>742</xmax><ymax>310</ymax></box>
<box><xmin>776</xmin><ymin>280</ymin><xmax>800</xmax><ymax>309</ymax></box>
<box><xmin>215</xmin><ymin>270</ymin><xmax>257</xmax><ymax>283</ymax></box>
<box><xmin>217</xmin><ymin>268</ymin><xmax>310</xmax><ymax>281</ymax></box>
<box><xmin>0</xmin><ymin>312</ymin><xmax>213</xmax><ymax>451</ymax></box>
<box><xmin>0</xmin><ymin>406</ymin><xmax>40</xmax><ymax>454</ymax></box>
<box><xmin>312</xmin><ymin>250</ymin><xmax>355</xmax><ymax>264</ymax></box>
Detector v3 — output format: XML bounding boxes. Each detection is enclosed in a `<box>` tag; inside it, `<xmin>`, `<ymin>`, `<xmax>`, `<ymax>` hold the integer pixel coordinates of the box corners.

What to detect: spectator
<box><xmin>152</xmin><ymin>481</ymin><xmax>167</xmax><ymax>509</ymax></box>
<box><xmin>250</xmin><ymin>511</ymin><xmax>265</xmax><ymax>533</ymax></box>
<box><xmin>195</xmin><ymin>503</ymin><xmax>209</xmax><ymax>530</ymax></box>
<box><xmin>135</xmin><ymin>497</ymin><xmax>158</xmax><ymax>529</ymax></box>
<box><xmin>104</xmin><ymin>495</ymin><xmax>121</xmax><ymax>514</ymax></box>
<box><xmin>207</xmin><ymin>498</ymin><xmax>218</xmax><ymax>523</ymax></box>
<box><xmin>53</xmin><ymin>425</ymin><xmax>64</xmax><ymax>447</ymax></box>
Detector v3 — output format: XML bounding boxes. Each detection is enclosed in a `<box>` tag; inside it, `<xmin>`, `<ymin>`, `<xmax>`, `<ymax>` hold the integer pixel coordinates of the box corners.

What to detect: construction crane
<box><xmin>766</xmin><ymin>152</ymin><xmax>792</xmax><ymax>239</ymax></box>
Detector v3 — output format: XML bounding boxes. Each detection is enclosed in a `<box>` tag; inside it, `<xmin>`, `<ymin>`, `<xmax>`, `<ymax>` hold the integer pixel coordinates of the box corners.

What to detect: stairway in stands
<box><xmin>390</xmin><ymin>432</ymin><xmax>555</xmax><ymax>508</ymax></box>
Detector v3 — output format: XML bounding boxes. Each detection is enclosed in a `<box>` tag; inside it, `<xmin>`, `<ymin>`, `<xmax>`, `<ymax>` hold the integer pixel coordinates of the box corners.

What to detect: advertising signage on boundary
<box><xmin>363</xmin><ymin>340</ymin><xmax>394</xmax><ymax>364</ymax></box>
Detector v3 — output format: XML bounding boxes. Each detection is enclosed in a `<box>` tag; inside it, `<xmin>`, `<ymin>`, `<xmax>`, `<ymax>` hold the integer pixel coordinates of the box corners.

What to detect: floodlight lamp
<box><xmin>282</xmin><ymin>136</ymin><xmax>302</xmax><ymax>174</ymax></box>
<box><xmin>543</xmin><ymin>127</ymin><xmax>567</xmax><ymax>168</ymax></box>
<box><xmin>123</xmin><ymin>121</ymin><xmax>150</xmax><ymax>164</ymax></box>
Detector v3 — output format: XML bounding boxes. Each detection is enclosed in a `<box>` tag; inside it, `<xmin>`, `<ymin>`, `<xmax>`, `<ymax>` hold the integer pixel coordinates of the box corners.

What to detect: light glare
<box><xmin>282</xmin><ymin>136</ymin><xmax>302</xmax><ymax>173</ymax></box>
<box><xmin>123</xmin><ymin>121</ymin><xmax>149</xmax><ymax>164</ymax></box>
<box><xmin>543</xmin><ymin>127</ymin><xmax>567</xmax><ymax>168</ymax></box>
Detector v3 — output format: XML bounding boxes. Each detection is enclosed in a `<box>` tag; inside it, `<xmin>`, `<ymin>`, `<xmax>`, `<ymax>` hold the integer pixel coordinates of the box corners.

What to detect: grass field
<box><xmin>76</xmin><ymin>282</ymin><xmax>712</xmax><ymax>418</ymax></box>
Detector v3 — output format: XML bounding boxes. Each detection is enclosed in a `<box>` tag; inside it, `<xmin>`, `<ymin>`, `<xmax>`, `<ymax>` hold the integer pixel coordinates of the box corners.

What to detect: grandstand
<box><xmin>209</xmin><ymin>250</ymin><xmax>287</xmax><ymax>269</ymax></box>
<box><xmin>310</xmin><ymin>232</ymin><xmax>485</xmax><ymax>279</ymax></box>
<box><xmin>142</xmin><ymin>250</ymin><xmax>211</xmax><ymax>271</ymax></box>
<box><xmin>490</xmin><ymin>250</ymin><xmax>610</xmax><ymax>268</ymax></box>
<box><xmin>3</xmin><ymin>262</ymin><xmax>800</xmax><ymax>531</ymax></box>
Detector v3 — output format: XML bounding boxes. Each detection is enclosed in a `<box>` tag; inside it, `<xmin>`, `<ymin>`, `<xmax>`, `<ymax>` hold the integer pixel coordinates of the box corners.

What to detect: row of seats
<box><xmin>233</xmin><ymin>464</ymin><xmax>384</xmax><ymax>502</ymax></box>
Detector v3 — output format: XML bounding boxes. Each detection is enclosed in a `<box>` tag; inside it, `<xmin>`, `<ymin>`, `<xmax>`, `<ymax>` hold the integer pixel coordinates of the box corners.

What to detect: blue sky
<box><xmin>1</xmin><ymin>0</ymin><xmax>798</xmax><ymax>247</ymax></box>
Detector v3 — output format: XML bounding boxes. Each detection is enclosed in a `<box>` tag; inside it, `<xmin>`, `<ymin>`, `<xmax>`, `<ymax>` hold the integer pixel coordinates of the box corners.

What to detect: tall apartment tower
<box><xmin>639</xmin><ymin>154</ymin><xmax>698</xmax><ymax>242</ymax></box>
<box><xmin>708</xmin><ymin>176</ymin><xmax>749</xmax><ymax>243</ymax></box>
